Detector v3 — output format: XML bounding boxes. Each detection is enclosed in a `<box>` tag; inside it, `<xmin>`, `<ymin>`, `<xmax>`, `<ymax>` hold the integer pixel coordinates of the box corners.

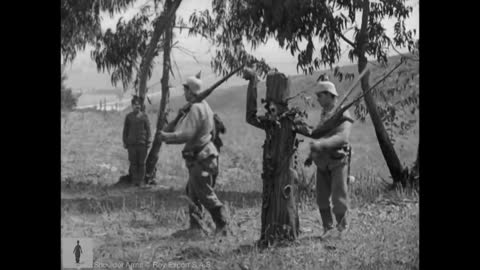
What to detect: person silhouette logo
<box><xmin>73</xmin><ymin>240</ymin><xmax>83</xmax><ymax>264</ymax></box>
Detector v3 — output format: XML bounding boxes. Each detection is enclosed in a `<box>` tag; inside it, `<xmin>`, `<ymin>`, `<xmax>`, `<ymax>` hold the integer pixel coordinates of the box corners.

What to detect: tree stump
<box><xmin>245</xmin><ymin>71</ymin><xmax>300</xmax><ymax>246</ymax></box>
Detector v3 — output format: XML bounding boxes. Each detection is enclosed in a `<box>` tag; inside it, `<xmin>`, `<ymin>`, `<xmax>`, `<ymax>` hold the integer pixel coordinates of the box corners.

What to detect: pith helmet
<box><xmin>183</xmin><ymin>71</ymin><xmax>202</xmax><ymax>94</ymax></box>
<box><xmin>317</xmin><ymin>81</ymin><xmax>338</xmax><ymax>97</ymax></box>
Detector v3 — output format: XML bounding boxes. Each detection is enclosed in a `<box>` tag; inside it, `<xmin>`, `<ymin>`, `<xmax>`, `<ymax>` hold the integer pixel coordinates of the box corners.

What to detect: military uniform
<box><xmin>161</xmin><ymin>76</ymin><xmax>228</xmax><ymax>233</ymax></box>
<box><xmin>123</xmin><ymin>109</ymin><xmax>151</xmax><ymax>185</ymax></box>
<box><xmin>311</xmin><ymin>107</ymin><xmax>352</xmax><ymax>233</ymax></box>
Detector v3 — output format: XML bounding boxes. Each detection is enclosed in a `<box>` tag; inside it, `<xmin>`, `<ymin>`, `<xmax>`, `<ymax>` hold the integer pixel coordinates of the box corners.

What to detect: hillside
<box><xmin>61</xmin><ymin>54</ymin><xmax>419</xmax><ymax>269</ymax></box>
<box><xmin>152</xmin><ymin>54</ymin><xmax>416</xmax><ymax>114</ymax></box>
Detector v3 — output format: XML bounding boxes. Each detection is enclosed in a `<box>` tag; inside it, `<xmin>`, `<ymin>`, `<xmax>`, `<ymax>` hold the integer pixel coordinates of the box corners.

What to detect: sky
<box><xmin>64</xmin><ymin>0</ymin><xmax>419</xmax><ymax>93</ymax></box>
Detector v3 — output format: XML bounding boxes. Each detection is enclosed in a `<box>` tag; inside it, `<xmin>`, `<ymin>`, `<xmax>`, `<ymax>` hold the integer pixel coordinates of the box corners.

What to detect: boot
<box><xmin>320</xmin><ymin>209</ymin><xmax>335</xmax><ymax>240</ymax></box>
<box><xmin>335</xmin><ymin>213</ymin><xmax>348</xmax><ymax>239</ymax></box>
<box><xmin>188</xmin><ymin>204</ymin><xmax>205</xmax><ymax>230</ymax></box>
<box><xmin>210</xmin><ymin>206</ymin><xmax>229</xmax><ymax>236</ymax></box>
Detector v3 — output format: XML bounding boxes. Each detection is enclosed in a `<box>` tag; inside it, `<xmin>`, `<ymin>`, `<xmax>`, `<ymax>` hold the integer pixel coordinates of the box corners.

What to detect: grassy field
<box><xmin>61</xmin><ymin>57</ymin><xmax>419</xmax><ymax>269</ymax></box>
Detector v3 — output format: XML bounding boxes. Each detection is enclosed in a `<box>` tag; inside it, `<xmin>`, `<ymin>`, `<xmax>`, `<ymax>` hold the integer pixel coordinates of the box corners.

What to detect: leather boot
<box><xmin>335</xmin><ymin>213</ymin><xmax>348</xmax><ymax>239</ymax></box>
<box><xmin>210</xmin><ymin>206</ymin><xmax>229</xmax><ymax>236</ymax></box>
<box><xmin>320</xmin><ymin>209</ymin><xmax>335</xmax><ymax>240</ymax></box>
<box><xmin>335</xmin><ymin>213</ymin><xmax>347</xmax><ymax>231</ymax></box>
<box><xmin>188</xmin><ymin>204</ymin><xmax>205</xmax><ymax>230</ymax></box>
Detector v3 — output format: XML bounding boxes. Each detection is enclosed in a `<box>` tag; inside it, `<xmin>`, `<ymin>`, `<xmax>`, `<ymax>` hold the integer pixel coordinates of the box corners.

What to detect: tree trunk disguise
<box><xmin>245</xmin><ymin>70</ymin><xmax>302</xmax><ymax>246</ymax></box>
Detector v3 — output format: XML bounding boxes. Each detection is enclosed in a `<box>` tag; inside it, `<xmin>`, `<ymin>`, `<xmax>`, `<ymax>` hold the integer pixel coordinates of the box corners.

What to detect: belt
<box><xmin>182</xmin><ymin>141</ymin><xmax>210</xmax><ymax>160</ymax></box>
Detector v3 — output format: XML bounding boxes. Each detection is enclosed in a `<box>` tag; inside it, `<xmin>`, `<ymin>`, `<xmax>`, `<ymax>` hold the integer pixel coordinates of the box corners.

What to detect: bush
<box><xmin>61</xmin><ymin>88</ymin><xmax>79</xmax><ymax>110</ymax></box>
<box><xmin>61</xmin><ymin>71</ymin><xmax>79</xmax><ymax>111</ymax></box>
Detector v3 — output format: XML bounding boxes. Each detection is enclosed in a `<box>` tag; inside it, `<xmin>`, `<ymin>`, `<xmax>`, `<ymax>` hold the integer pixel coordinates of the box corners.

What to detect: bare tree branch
<box><xmin>137</xmin><ymin>0</ymin><xmax>183</xmax><ymax>98</ymax></box>
<box><xmin>338</xmin><ymin>32</ymin><xmax>356</xmax><ymax>48</ymax></box>
<box><xmin>321</xmin><ymin>2</ymin><xmax>357</xmax><ymax>48</ymax></box>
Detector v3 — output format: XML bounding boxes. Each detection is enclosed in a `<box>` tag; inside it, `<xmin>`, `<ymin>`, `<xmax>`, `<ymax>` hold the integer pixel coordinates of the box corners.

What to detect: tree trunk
<box><xmin>413</xmin><ymin>139</ymin><xmax>419</xmax><ymax>175</ymax></box>
<box><xmin>145</xmin><ymin>0</ymin><xmax>176</xmax><ymax>182</ymax></box>
<box><xmin>137</xmin><ymin>0</ymin><xmax>183</xmax><ymax>100</ymax></box>
<box><xmin>247</xmin><ymin>72</ymin><xmax>300</xmax><ymax>246</ymax></box>
<box><xmin>357</xmin><ymin>0</ymin><xmax>405</xmax><ymax>185</ymax></box>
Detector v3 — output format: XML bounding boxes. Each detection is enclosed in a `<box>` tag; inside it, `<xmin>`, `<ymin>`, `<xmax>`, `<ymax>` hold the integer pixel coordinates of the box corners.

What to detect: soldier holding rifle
<box><xmin>297</xmin><ymin>79</ymin><xmax>354</xmax><ymax>240</ymax></box>
<box><xmin>158</xmin><ymin>74</ymin><xmax>229</xmax><ymax>236</ymax></box>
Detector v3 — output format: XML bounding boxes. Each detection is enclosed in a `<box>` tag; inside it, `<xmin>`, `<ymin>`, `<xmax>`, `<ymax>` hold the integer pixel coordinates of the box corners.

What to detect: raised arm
<box><xmin>245</xmin><ymin>74</ymin><xmax>264</xmax><ymax>129</ymax></box>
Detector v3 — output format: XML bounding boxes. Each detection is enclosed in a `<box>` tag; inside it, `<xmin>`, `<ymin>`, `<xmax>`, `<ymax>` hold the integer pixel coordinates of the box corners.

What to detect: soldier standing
<box><xmin>308</xmin><ymin>80</ymin><xmax>353</xmax><ymax>240</ymax></box>
<box><xmin>158</xmin><ymin>75</ymin><xmax>229</xmax><ymax>236</ymax></box>
<box><xmin>122</xmin><ymin>96</ymin><xmax>152</xmax><ymax>186</ymax></box>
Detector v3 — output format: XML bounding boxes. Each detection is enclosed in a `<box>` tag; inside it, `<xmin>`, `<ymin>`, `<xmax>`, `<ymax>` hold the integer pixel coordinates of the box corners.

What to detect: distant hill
<box><xmin>146</xmin><ymin>54</ymin><xmax>417</xmax><ymax>116</ymax></box>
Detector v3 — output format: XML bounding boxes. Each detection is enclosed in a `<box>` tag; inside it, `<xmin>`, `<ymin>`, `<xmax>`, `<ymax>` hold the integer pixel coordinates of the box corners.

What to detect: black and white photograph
<box><xmin>61</xmin><ymin>0</ymin><xmax>419</xmax><ymax>269</ymax></box>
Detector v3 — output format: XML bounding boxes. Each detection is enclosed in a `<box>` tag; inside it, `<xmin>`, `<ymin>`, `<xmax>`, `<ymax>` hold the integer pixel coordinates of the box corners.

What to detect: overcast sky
<box><xmin>64</xmin><ymin>0</ymin><xmax>419</xmax><ymax>91</ymax></box>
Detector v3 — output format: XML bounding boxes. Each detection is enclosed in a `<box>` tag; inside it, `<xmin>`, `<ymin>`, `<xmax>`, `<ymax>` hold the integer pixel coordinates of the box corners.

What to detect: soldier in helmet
<box><xmin>158</xmin><ymin>74</ymin><xmax>229</xmax><ymax>236</ymax></box>
<box><xmin>296</xmin><ymin>79</ymin><xmax>354</xmax><ymax>240</ymax></box>
<box><xmin>310</xmin><ymin>80</ymin><xmax>353</xmax><ymax>240</ymax></box>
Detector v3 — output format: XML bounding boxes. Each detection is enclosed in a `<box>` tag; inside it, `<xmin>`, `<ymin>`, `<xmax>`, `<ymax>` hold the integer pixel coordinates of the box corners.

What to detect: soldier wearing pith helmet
<box><xmin>310</xmin><ymin>79</ymin><xmax>354</xmax><ymax>240</ymax></box>
<box><xmin>158</xmin><ymin>73</ymin><xmax>229</xmax><ymax>236</ymax></box>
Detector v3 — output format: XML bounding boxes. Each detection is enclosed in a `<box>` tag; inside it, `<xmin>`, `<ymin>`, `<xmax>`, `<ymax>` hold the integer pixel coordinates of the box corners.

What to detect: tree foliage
<box><xmin>354</xmin><ymin>42</ymin><xmax>419</xmax><ymax>144</ymax></box>
<box><xmin>187</xmin><ymin>0</ymin><xmax>419</xmax><ymax>139</ymax></box>
<box><xmin>188</xmin><ymin>0</ymin><xmax>415</xmax><ymax>75</ymax></box>
<box><xmin>61</xmin><ymin>0</ymin><xmax>136</xmax><ymax>64</ymax></box>
<box><xmin>90</xmin><ymin>0</ymin><xmax>192</xmax><ymax>94</ymax></box>
<box><xmin>185</xmin><ymin>0</ymin><xmax>418</xmax><ymax>187</ymax></box>
<box><xmin>91</xmin><ymin>6</ymin><xmax>156</xmax><ymax>90</ymax></box>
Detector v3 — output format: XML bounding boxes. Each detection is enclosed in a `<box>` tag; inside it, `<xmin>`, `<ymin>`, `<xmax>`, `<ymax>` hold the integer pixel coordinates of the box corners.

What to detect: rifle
<box><xmin>303</xmin><ymin>67</ymin><xmax>369</xmax><ymax>139</ymax></box>
<box><xmin>161</xmin><ymin>64</ymin><xmax>246</xmax><ymax>133</ymax></box>
<box><xmin>305</xmin><ymin>61</ymin><xmax>405</xmax><ymax>168</ymax></box>
<box><xmin>309</xmin><ymin>61</ymin><xmax>403</xmax><ymax>139</ymax></box>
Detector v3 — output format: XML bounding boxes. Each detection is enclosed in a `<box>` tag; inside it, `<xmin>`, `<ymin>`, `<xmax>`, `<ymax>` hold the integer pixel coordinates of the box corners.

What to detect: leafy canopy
<box><xmin>61</xmin><ymin>0</ymin><xmax>137</xmax><ymax>64</ymax></box>
<box><xmin>188</xmin><ymin>0</ymin><xmax>416</xmax><ymax>75</ymax></box>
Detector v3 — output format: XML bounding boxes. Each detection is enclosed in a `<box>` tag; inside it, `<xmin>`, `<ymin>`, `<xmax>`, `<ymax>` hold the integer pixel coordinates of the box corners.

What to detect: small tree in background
<box><xmin>61</xmin><ymin>70</ymin><xmax>80</xmax><ymax>111</ymax></box>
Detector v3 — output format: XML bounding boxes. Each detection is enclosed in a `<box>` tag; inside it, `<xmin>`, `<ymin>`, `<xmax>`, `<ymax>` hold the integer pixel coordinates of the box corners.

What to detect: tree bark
<box><xmin>246</xmin><ymin>71</ymin><xmax>300</xmax><ymax>246</ymax></box>
<box><xmin>357</xmin><ymin>0</ymin><xmax>405</xmax><ymax>185</ymax></box>
<box><xmin>137</xmin><ymin>0</ymin><xmax>182</xmax><ymax>100</ymax></box>
<box><xmin>145</xmin><ymin>0</ymin><xmax>177</xmax><ymax>182</ymax></box>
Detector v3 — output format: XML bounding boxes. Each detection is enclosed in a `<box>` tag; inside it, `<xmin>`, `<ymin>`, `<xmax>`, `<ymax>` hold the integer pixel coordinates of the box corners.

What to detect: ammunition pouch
<box><xmin>182</xmin><ymin>141</ymin><xmax>218</xmax><ymax>162</ymax></box>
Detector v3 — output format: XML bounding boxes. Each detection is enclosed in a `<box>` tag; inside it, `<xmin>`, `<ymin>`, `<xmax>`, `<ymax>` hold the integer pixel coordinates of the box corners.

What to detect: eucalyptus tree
<box><xmin>187</xmin><ymin>0</ymin><xmax>419</xmax><ymax>186</ymax></box>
